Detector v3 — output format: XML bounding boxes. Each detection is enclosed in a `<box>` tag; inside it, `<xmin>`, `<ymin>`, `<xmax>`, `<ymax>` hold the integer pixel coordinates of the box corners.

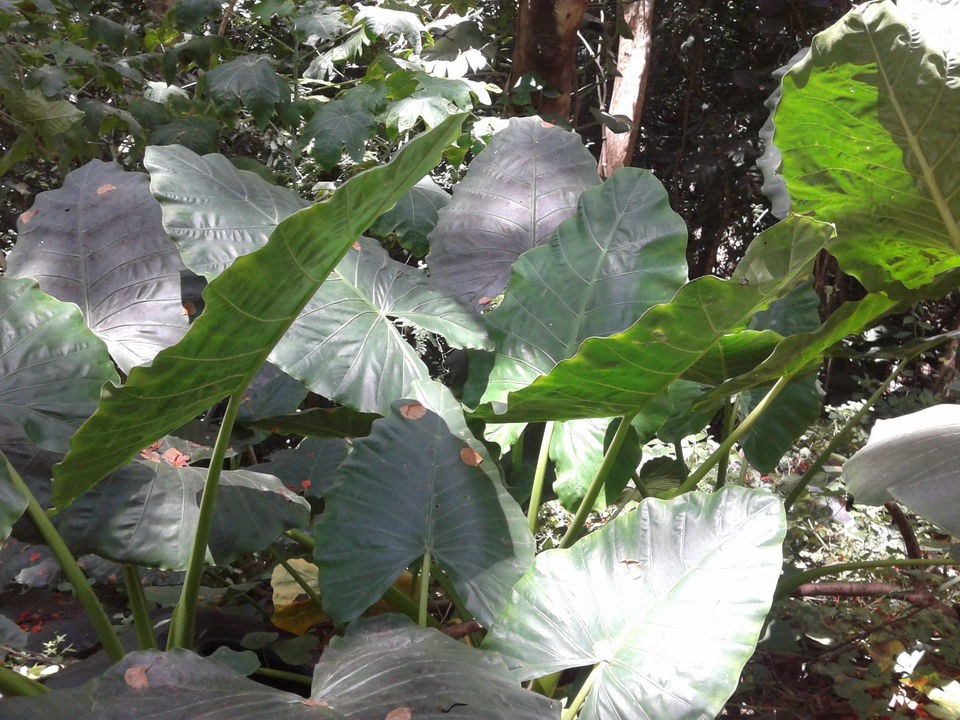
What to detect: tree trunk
<box><xmin>509</xmin><ymin>0</ymin><xmax>590</xmax><ymax>121</ymax></box>
<box><xmin>598</xmin><ymin>0</ymin><xmax>656</xmax><ymax>178</ymax></box>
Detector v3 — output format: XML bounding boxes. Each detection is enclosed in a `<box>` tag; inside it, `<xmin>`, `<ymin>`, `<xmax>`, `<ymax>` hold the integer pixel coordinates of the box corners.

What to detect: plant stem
<box><xmin>774</xmin><ymin>557</ymin><xmax>958</xmax><ymax>600</ymax></box>
<box><xmin>269</xmin><ymin>546</ymin><xmax>323</xmax><ymax>609</ymax></box>
<box><xmin>559</xmin><ymin>412</ymin><xmax>638</xmax><ymax>549</ymax></box>
<box><xmin>285</xmin><ymin>527</ymin><xmax>315</xmax><ymax>552</ymax></box>
<box><xmin>527</xmin><ymin>421</ymin><xmax>556</xmax><ymax>534</ymax></box>
<box><xmin>167</xmin><ymin>391</ymin><xmax>243</xmax><ymax>650</ymax></box>
<box><xmin>1</xmin><ymin>453</ymin><xmax>125</xmax><ymax>663</ymax></box>
<box><xmin>122</xmin><ymin>564</ymin><xmax>157</xmax><ymax>651</ymax></box>
<box><xmin>560</xmin><ymin>664</ymin><xmax>601</xmax><ymax>720</ymax></box>
<box><xmin>430</xmin><ymin>560</ymin><xmax>474</xmax><ymax>626</ymax></box>
<box><xmin>0</xmin><ymin>664</ymin><xmax>50</xmax><ymax>697</ymax></box>
<box><xmin>784</xmin><ymin>359</ymin><xmax>905</xmax><ymax>511</ymax></box>
<box><xmin>676</xmin><ymin>375</ymin><xmax>792</xmax><ymax>496</ymax></box>
<box><xmin>715</xmin><ymin>395</ymin><xmax>740</xmax><ymax>490</ymax></box>
<box><xmin>417</xmin><ymin>549</ymin><xmax>432</xmax><ymax>628</ymax></box>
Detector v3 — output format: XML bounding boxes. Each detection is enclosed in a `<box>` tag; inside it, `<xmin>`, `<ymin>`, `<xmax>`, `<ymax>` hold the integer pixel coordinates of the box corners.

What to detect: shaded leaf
<box><xmin>485</xmin><ymin>487</ymin><xmax>786</xmax><ymax>720</ymax></box>
<box><xmin>251</xmin><ymin>436</ymin><xmax>349</xmax><ymax>500</ymax></box>
<box><xmin>0</xmin><ymin>278</ymin><xmax>118</xmax><ymax>452</ymax></box>
<box><xmin>6</xmin><ymin>160</ymin><xmax>189</xmax><ymax>372</ymax></box>
<box><xmin>313</xmin><ymin>395</ymin><xmax>531</xmax><ymax>626</ymax></box>
<box><xmin>368</xmin><ymin>176</ymin><xmax>449</xmax><ymax>256</ymax></box>
<box><xmin>428</xmin><ymin>116</ymin><xmax>599</xmax><ymax>308</ymax></box>
<box><xmin>204</xmin><ymin>55</ymin><xmax>288</xmax><ymax>129</ymax></box>
<box><xmin>310</xmin><ymin>615</ymin><xmax>560</xmax><ymax>720</ymax></box>
<box><xmin>248</xmin><ymin>406</ymin><xmax>379</xmax><ymax>439</ymax></box>
<box><xmin>271</xmin><ymin>238</ymin><xmax>490</xmax><ymax>414</ymax></box>
<box><xmin>0</xmin><ymin>452</ymin><xmax>28</xmax><ymax>539</ymax></box>
<box><xmin>55</xmin><ymin>115</ymin><xmax>467</xmax><ymax>507</ymax></box>
<box><xmin>298</xmin><ymin>83</ymin><xmax>386</xmax><ymax>170</ymax></box>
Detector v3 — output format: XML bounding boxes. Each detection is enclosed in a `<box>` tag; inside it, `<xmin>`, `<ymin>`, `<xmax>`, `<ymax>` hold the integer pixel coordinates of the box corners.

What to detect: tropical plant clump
<box><xmin>1</xmin><ymin>1</ymin><xmax>959</xmax><ymax>719</ymax></box>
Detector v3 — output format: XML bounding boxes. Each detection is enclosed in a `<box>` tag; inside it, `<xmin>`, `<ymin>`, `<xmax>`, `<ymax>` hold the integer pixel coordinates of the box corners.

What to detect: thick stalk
<box><xmin>0</xmin><ymin>664</ymin><xmax>50</xmax><ymax>696</ymax></box>
<box><xmin>715</xmin><ymin>395</ymin><xmax>740</xmax><ymax>490</ymax></box>
<box><xmin>123</xmin><ymin>564</ymin><xmax>157</xmax><ymax>650</ymax></box>
<box><xmin>774</xmin><ymin>557</ymin><xmax>957</xmax><ymax>600</ymax></box>
<box><xmin>784</xmin><ymin>359</ymin><xmax>905</xmax><ymax>510</ymax></box>
<box><xmin>167</xmin><ymin>391</ymin><xmax>243</xmax><ymax>650</ymax></box>
<box><xmin>527</xmin><ymin>421</ymin><xmax>556</xmax><ymax>534</ymax></box>
<box><xmin>431</xmin><ymin>560</ymin><xmax>474</xmax><ymax>626</ymax></box>
<box><xmin>417</xmin><ymin>549</ymin><xmax>432</xmax><ymax>628</ymax></box>
<box><xmin>285</xmin><ymin>527</ymin><xmax>315</xmax><ymax>551</ymax></box>
<box><xmin>559</xmin><ymin>413</ymin><xmax>637</xmax><ymax>549</ymax></box>
<box><xmin>676</xmin><ymin>375</ymin><xmax>791</xmax><ymax>496</ymax></box>
<box><xmin>560</xmin><ymin>664</ymin><xmax>600</xmax><ymax>720</ymax></box>
<box><xmin>1</xmin><ymin>453</ymin><xmax>125</xmax><ymax>662</ymax></box>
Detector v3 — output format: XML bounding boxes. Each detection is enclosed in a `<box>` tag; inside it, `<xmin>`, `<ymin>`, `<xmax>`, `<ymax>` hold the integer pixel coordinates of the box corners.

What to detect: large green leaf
<box><xmin>54</xmin><ymin>115</ymin><xmax>466</xmax><ymax>508</ymax></box>
<box><xmin>271</xmin><ymin>237</ymin><xmax>491</xmax><ymax>414</ymax></box>
<box><xmin>844</xmin><ymin>404</ymin><xmax>960</xmax><ymax>538</ymax></box>
<box><xmin>427</xmin><ymin>116</ymin><xmax>599</xmax><ymax>309</ymax></box>
<box><xmin>368</xmin><ymin>175</ymin><xmax>449</xmax><ymax>256</ymax></box>
<box><xmin>0</xmin><ymin>277</ymin><xmax>119</xmax><ymax>452</ymax></box>
<box><xmin>250</xmin><ymin>436</ymin><xmax>349</xmax><ymax>500</ymax></box>
<box><xmin>297</xmin><ymin>83</ymin><xmax>386</xmax><ymax>170</ymax></box>
<box><xmin>144</xmin><ymin>145</ymin><xmax>310</xmax><ymax>281</ymax></box>
<box><xmin>0</xmin><ymin>452</ymin><xmax>28</xmax><ymax>539</ymax></box>
<box><xmin>485</xmin><ymin>487</ymin><xmax>786</xmax><ymax>720</ymax></box>
<box><xmin>474</xmin><ymin>216</ymin><xmax>836</xmax><ymax>422</ymax></box>
<box><xmin>0</xmin><ymin>649</ymin><xmax>343</xmax><ymax>719</ymax></box>
<box><xmin>480</xmin><ymin>168</ymin><xmax>688</xmax><ymax>406</ymax></box>
<box><xmin>313</xmin><ymin>393</ymin><xmax>532</xmax><ymax>626</ymax></box>
<box><xmin>6</xmin><ymin>160</ymin><xmax>189</xmax><ymax>372</ymax></box>
<box><xmin>310</xmin><ymin>615</ymin><xmax>560</xmax><ymax>720</ymax></box>
<box><xmin>54</xmin><ymin>461</ymin><xmax>309</xmax><ymax>569</ymax></box>
<box><xmin>759</xmin><ymin>0</ymin><xmax>960</xmax><ymax>295</ymax></box>
<box><xmin>203</xmin><ymin>55</ymin><xmax>289</xmax><ymax>129</ymax></box>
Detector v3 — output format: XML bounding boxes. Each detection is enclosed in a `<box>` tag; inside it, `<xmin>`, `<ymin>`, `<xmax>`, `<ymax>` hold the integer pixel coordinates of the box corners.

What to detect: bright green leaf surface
<box><xmin>271</xmin><ymin>237</ymin><xmax>490</xmax><ymax>414</ymax></box>
<box><xmin>474</xmin><ymin>216</ymin><xmax>835</xmax><ymax>422</ymax></box>
<box><xmin>0</xmin><ymin>277</ymin><xmax>119</xmax><ymax>452</ymax></box>
<box><xmin>428</xmin><ymin>116</ymin><xmax>599</xmax><ymax>309</ymax></box>
<box><xmin>485</xmin><ymin>487</ymin><xmax>786</xmax><ymax>720</ymax></box>
<box><xmin>310</xmin><ymin>616</ymin><xmax>560</xmax><ymax>720</ymax></box>
<box><xmin>145</xmin><ymin>145</ymin><xmax>310</xmax><ymax>281</ymax></box>
<box><xmin>481</xmin><ymin>168</ymin><xmax>688</xmax><ymax>406</ymax></box>
<box><xmin>760</xmin><ymin>0</ymin><xmax>960</xmax><ymax>294</ymax></box>
<box><xmin>54</xmin><ymin>115</ymin><xmax>465</xmax><ymax>508</ymax></box>
<box><xmin>313</xmin><ymin>394</ymin><xmax>532</xmax><ymax>626</ymax></box>
<box><xmin>7</xmin><ymin>160</ymin><xmax>189</xmax><ymax>372</ymax></box>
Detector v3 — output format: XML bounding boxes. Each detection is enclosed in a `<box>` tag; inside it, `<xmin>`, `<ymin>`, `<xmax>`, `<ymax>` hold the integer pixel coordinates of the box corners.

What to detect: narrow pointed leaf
<box><xmin>271</xmin><ymin>238</ymin><xmax>490</xmax><ymax>414</ymax></box>
<box><xmin>474</xmin><ymin>216</ymin><xmax>835</xmax><ymax>422</ymax></box>
<box><xmin>310</xmin><ymin>616</ymin><xmax>560</xmax><ymax>720</ymax></box>
<box><xmin>428</xmin><ymin>116</ymin><xmax>599</xmax><ymax>308</ymax></box>
<box><xmin>313</xmin><ymin>396</ymin><xmax>531</xmax><ymax>626</ymax></box>
<box><xmin>0</xmin><ymin>277</ymin><xmax>119</xmax><ymax>452</ymax></box>
<box><xmin>485</xmin><ymin>487</ymin><xmax>786</xmax><ymax>720</ymax></box>
<box><xmin>481</xmin><ymin>168</ymin><xmax>688</xmax><ymax>406</ymax></box>
<box><xmin>54</xmin><ymin>115</ymin><xmax>466</xmax><ymax>508</ymax></box>
<box><xmin>0</xmin><ymin>452</ymin><xmax>28</xmax><ymax>539</ymax></box>
<box><xmin>759</xmin><ymin>0</ymin><xmax>960</xmax><ymax>295</ymax></box>
<box><xmin>145</xmin><ymin>145</ymin><xmax>310</xmax><ymax>281</ymax></box>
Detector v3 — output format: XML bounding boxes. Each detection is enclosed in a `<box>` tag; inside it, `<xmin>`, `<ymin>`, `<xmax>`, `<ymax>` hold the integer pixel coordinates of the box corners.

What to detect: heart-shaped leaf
<box><xmin>54</xmin><ymin>115</ymin><xmax>466</xmax><ymax>508</ymax></box>
<box><xmin>480</xmin><ymin>168</ymin><xmax>688</xmax><ymax>406</ymax></box>
<box><xmin>310</xmin><ymin>615</ymin><xmax>560</xmax><ymax>720</ymax></box>
<box><xmin>759</xmin><ymin>0</ymin><xmax>960</xmax><ymax>295</ymax></box>
<box><xmin>485</xmin><ymin>487</ymin><xmax>786</xmax><ymax>720</ymax></box>
<box><xmin>427</xmin><ymin>116</ymin><xmax>599</xmax><ymax>308</ymax></box>
<box><xmin>313</xmin><ymin>394</ymin><xmax>531</xmax><ymax>626</ymax></box>
<box><xmin>6</xmin><ymin>160</ymin><xmax>189</xmax><ymax>372</ymax></box>
<box><xmin>844</xmin><ymin>404</ymin><xmax>960</xmax><ymax>538</ymax></box>
<box><xmin>0</xmin><ymin>277</ymin><xmax>119</xmax><ymax>452</ymax></box>
<box><xmin>271</xmin><ymin>238</ymin><xmax>491</xmax><ymax>414</ymax></box>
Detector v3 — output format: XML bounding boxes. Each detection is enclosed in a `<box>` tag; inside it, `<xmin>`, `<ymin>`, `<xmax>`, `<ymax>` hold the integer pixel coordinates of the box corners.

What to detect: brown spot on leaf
<box><xmin>124</xmin><ymin>665</ymin><xmax>149</xmax><ymax>689</ymax></box>
<box><xmin>182</xmin><ymin>301</ymin><xmax>197</xmax><ymax>317</ymax></box>
<box><xmin>385</xmin><ymin>708</ymin><xmax>413</xmax><ymax>720</ymax></box>
<box><xmin>400</xmin><ymin>402</ymin><xmax>427</xmax><ymax>420</ymax></box>
<box><xmin>478</xmin><ymin>297</ymin><xmax>493</xmax><ymax>306</ymax></box>
<box><xmin>162</xmin><ymin>448</ymin><xmax>191</xmax><ymax>466</ymax></box>
<box><xmin>19</xmin><ymin>209</ymin><xmax>39</xmax><ymax>224</ymax></box>
<box><xmin>540</xmin><ymin>121</ymin><xmax>555</xmax><ymax>128</ymax></box>
<box><xmin>301</xmin><ymin>699</ymin><xmax>329</xmax><ymax>707</ymax></box>
<box><xmin>459</xmin><ymin>448</ymin><xmax>482</xmax><ymax>467</ymax></box>
<box><xmin>97</xmin><ymin>183</ymin><xmax>118</xmax><ymax>195</ymax></box>
<box><xmin>352</xmin><ymin>241</ymin><xmax>362</xmax><ymax>251</ymax></box>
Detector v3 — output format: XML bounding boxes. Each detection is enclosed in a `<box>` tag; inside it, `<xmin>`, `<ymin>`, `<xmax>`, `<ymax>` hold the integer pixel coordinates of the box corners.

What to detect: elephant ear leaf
<box><xmin>485</xmin><ymin>487</ymin><xmax>786</xmax><ymax>720</ymax></box>
<box><xmin>7</xmin><ymin>160</ymin><xmax>189</xmax><ymax>373</ymax></box>
<box><xmin>759</xmin><ymin>0</ymin><xmax>960</xmax><ymax>295</ymax></box>
<box><xmin>427</xmin><ymin>116</ymin><xmax>599</xmax><ymax>309</ymax></box>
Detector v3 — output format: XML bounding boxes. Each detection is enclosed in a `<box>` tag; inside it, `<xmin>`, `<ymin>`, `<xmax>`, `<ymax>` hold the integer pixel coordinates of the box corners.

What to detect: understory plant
<box><xmin>1</xmin><ymin>1</ymin><xmax>959</xmax><ymax>718</ymax></box>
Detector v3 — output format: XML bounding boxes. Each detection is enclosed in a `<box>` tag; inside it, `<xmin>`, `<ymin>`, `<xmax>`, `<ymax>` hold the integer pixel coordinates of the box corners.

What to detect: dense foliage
<box><xmin>1</xmin><ymin>1</ymin><xmax>959</xmax><ymax>718</ymax></box>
